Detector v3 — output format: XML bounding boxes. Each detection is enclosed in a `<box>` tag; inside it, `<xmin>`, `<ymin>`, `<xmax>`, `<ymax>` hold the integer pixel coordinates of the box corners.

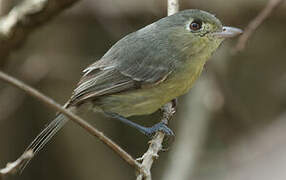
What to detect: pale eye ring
<box><xmin>189</xmin><ymin>20</ymin><xmax>202</xmax><ymax>31</ymax></box>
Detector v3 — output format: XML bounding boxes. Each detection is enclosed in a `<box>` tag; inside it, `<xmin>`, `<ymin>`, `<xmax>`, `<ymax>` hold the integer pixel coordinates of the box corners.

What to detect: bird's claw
<box><xmin>144</xmin><ymin>122</ymin><xmax>175</xmax><ymax>138</ymax></box>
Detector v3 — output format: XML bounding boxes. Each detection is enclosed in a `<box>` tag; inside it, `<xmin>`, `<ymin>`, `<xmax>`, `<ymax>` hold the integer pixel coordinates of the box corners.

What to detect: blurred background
<box><xmin>0</xmin><ymin>0</ymin><xmax>286</xmax><ymax>179</ymax></box>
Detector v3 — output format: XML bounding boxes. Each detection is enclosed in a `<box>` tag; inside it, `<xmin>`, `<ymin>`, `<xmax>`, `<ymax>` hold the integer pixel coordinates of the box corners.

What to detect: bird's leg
<box><xmin>104</xmin><ymin>112</ymin><xmax>174</xmax><ymax>138</ymax></box>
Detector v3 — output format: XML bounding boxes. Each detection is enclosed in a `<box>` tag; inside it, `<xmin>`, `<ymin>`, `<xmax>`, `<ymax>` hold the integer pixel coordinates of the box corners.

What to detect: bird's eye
<box><xmin>189</xmin><ymin>20</ymin><xmax>202</xmax><ymax>31</ymax></box>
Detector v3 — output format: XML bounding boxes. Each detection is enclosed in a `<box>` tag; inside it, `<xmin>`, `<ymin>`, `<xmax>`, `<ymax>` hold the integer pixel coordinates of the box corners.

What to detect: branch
<box><xmin>167</xmin><ymin>0</ymin><xmax>179</xmax><ymax>16</ymax></box>
<box><xmin>0</xmin><ymin>150</ymin><xmax>34</xmax><ymax>180</ymax></box>
<box><xmin>0</xmin><ymin>0</ymin><xmax>80</xmax><ymax>63</ymax></box>
<box><xmin>235</xmin><ymin>0</ymin><xmax>284</xmax><ymax>52</ymax></box>
<box><xmin>0</xmin><ymin>70</ymin><xmax>141</xmax><ymax>175</ymax></box>
<box><xmin>136</xmin><ymin>1</ymin><xmax>179</xmax><ymax>179</ymax></box>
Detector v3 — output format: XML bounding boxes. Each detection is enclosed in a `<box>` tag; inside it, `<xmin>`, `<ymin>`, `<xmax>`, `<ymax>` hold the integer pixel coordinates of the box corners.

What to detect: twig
<box><xmin>136</xmin><ymin>1</ymin><xmax>179</xmax><ymax>179</ymax></box>
<box><xmin>0</xmin><ymin>0</ymin><xmax>80</xmax><ymax>62</ymax></box>
<box><xmin>167</xmin><ymin>0</ymin><xmax>179</xmax><ymax>16</ymax></box>
<box><xmin>0</xmin><ymin>70</ymin><xmax>141</xmax><ymax>174</ymax></box>
<box><xmin>0</xmin><ymin>150</ymin><xmax>34</xmax><ymax>179</ymax></box>
<box><xmin>235</xmin><ymin>0</ymin><xmax>284</xmax><ymax>52</ymax></box>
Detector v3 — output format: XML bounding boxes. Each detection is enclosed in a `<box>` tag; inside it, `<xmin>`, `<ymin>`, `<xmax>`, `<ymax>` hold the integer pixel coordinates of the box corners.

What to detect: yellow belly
<box><xmin>94</xmin><ymin>61</ymin><xmax>205</xmax><ymax>117</ymax></box>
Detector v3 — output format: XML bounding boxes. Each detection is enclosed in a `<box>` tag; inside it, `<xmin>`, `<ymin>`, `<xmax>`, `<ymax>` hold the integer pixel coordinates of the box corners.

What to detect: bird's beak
<box><xmin>212</xmin><ymin>26</ymin><xmax>243</xmax><ymax>38</ymax></box>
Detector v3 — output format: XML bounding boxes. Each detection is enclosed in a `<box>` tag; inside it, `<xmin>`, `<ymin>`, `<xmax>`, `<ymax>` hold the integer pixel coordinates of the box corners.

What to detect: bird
<box><xmin>20</xmin><ymin>9</ymin><xmax>242</xmax><ymax>171</ymax></box>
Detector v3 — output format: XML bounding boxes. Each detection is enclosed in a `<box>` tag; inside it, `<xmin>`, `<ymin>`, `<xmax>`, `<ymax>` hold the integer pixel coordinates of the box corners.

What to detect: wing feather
<box><xmin>70</xmin><ymin>68</ymin><xmax>136</xmax><ymax>104</ymax></box>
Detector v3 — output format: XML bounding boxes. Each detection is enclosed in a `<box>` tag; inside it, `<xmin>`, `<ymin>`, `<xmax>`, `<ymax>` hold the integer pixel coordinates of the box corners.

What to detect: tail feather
<box><xmin>19</xmin><ymin>113</ymin><xmax>68</xmax><ymax>173</ymax></box>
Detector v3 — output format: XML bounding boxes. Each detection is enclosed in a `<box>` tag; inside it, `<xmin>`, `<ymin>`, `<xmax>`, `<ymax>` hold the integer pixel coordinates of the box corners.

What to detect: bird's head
<box><xmin>155</xmin><ymin>9</ymin><xmax>243</xmax><ymax>59</ymax></box>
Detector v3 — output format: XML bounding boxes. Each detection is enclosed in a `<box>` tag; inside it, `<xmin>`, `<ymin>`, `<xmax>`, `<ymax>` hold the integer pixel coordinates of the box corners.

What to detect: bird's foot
<box><xmin>143</xmin><ymin>122</ymin><xmax>175</xmax><ymax>138</ymax></box>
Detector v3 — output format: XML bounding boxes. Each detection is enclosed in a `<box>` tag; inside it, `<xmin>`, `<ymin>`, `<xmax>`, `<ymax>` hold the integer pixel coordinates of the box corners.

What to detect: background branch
<box><xmin>0</xmin><ymin>0</ymin><xmax>80</xmax><ymax>64</ymax></box>
<box><xmin>235</xmin><ymin>0</ymin><xmax>284</xmax><ymax>52</ymax></box>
